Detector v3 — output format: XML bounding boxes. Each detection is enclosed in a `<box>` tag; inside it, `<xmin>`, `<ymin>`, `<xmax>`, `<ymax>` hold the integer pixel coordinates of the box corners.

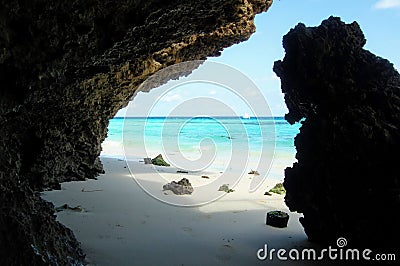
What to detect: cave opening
<box><xmin>102</xmin><ymin>11</ymin><xmax>300</xmax><ymax>178</ymax></box>
<box><xmin>6</xmin><ymin>0</ymin><xmax>398</xmax><ymax>264</ymax></box>
<box><xmin>41</xmin><ymin>10</ymin><xmax>307</xmax><ymax>264</ymax></box>
<box><xmin>100</xmin><ymin>11</ymin><xmax>302</xmax><ymax>198</ymax></box>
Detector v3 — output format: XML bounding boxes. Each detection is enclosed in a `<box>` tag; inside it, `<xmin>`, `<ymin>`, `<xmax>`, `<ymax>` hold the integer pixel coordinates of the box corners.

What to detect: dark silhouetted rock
<box><xmin>274</xmin><ymin>16</ymin><xmax>400</xmax><ymax>248</ymax></box>
<box><xmin>163</xmin><ymin>178</ymin><xmax>194</xmax><ymax>195</ymax></box>
<box><xmin>151</xmin><ymin>154</ymin><xmax>170</xmax><ymax>167</ymax></box>
<box><xmin>266</xmin><ymin>211</ymin><xmax>289</xmax><ymax>228</ymax></box>
<box><xmin>0</xmin><ymin>0</ymin><xmax>272</xmax><ymax>263</ymax></box>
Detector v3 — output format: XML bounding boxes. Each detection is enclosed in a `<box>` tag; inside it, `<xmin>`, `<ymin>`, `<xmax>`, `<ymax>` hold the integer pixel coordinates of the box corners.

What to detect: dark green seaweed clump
<box><xmin>151</xmin><ymin>154</ymin><xmax>170</xmax><ymax>166</ymax></box>
<box><xmin>269</xmin><ymin>183</ymin><xmax>286</xmax><ymax>195</ymax></box>
<box><xmin>266</xmin><ymin>210</ymin><xmax>289</xmax><ymax>228</ymax></box>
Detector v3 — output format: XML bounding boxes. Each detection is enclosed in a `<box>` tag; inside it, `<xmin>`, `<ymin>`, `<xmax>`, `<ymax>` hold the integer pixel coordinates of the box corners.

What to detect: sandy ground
<box><xmin>42</xmin><ymin>157</ymin><xmax>318</xmax><ymax>266</ymax></box>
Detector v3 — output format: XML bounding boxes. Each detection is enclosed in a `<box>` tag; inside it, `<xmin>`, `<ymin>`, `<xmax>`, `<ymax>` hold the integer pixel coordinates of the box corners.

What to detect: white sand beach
<box><xmin>41</xmin><ymin>153</ymin><xmax>320</xmax><ymax>266</ymax></box>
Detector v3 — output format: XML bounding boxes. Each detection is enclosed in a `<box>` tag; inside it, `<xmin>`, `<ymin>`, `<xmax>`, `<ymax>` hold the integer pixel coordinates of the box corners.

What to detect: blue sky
<box><xmin>118</xmin><ymin>0</ymin><xmax>400</xmax><ymax>117</ymax></box>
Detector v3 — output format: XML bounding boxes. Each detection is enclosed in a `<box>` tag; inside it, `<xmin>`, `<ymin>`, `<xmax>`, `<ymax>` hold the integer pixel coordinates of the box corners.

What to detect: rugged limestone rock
<box><xmin>0</xmin><ymin>0</ymin><xmax>272</xmax><ymax>263</ymax></box>
<box><xmin>163</xmin><ymin>178</ymin><xmax>194</xmax><ymax>195</ymax></box>
<box><xmin>274</xmin><ymin>17</ymin><xmax>400</xmax><ymax>248</ymax></box>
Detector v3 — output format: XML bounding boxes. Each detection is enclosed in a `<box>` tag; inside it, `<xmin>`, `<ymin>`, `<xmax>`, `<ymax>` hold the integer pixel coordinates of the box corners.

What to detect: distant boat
<box><xmin>242</xmin><ymin>112</ymin><xmax>250</xmax><ymax>119</ymax></box>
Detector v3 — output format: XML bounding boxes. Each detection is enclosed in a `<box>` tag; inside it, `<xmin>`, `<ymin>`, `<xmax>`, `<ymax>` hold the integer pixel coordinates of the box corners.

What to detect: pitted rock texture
<box><xmin>163</xmin><ymin>178</ymin><xmax>194</xmax><ymax>195</ymax></box>
<box><xmin>0</xmin><ymin>0</ymin><xmax>272</xmax><ymax>263</ymax></box>
<box><xmin>274</xmin><ymin>16</ymin><xmax>400</xmax><ymax>248</ymax></box>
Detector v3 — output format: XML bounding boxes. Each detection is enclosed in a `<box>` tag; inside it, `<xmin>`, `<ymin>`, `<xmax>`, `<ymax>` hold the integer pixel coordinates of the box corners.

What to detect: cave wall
<box><xmin>274</xmin><ymin>17</ymin><xmax>400</xmax><ymax>248</ymax></box>
<box><xmin>0</xmin><ymin>0</ymin><xmax>272</xmax><ymax>263</ymax></box>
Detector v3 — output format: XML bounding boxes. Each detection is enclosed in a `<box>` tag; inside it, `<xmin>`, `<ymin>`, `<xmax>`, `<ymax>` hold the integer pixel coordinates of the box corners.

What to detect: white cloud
<box><xmin>373</xmin><ymin>0</ymin><xmax>400</xmax><ymax>9</ymax></box>
<box><xmin>160</xmin><ymin>94</ymin><xmax>182</xmax><ymax>102</ymax></box>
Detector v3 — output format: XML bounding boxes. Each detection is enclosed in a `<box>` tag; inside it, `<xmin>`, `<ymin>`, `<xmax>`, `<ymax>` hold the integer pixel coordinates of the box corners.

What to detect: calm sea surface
<box><xmin>102</xmin><ymin>117</ymin><xmax>301</xmax><ymax>179</ymax></box>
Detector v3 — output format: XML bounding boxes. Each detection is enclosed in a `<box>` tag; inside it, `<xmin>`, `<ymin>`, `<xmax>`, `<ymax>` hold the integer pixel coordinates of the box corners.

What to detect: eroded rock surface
<box><xmin>274</xmin><ymin>16</ymin><xmax>400</xmax><ymax>248</ymax></box>
<box><xmin>0</xmin><ymin>0</ymin><xmax>272</xmax><ymax>263</ymax></box>
<box><xmin>163</xmin><ymin>178</ymin><xmax>194</xmax><ymax>195</ymax></box>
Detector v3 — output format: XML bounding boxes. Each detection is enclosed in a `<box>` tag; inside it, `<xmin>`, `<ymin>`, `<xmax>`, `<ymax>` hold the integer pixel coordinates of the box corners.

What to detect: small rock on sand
<box><xmin>269</xmin><ymin>183</ymin><xmax>286</xmax><ymax>195</ymax></box>
<box><xmin>163</xmin><ymin>178</ymin><xmax>193</xmax><ymax>195</ymax></box>
<box><xmin>266</xmin><ymin>211</ymin><xmax>289</xmax><ymax>228</ymax></box>
<box><xmin>177</xmin><ymin>170</ymin><xmax>188</xmax><ymax>173</ymax></box>
<box><xmin>151</xmin><ymin>154</ymin><xmax>170</xmax><ymax>166</ymax></box>
<box><xmin>248</xmin><ymin>170</ymin><xmax>260</xmax><ymax>175</ymax></box>
<box><xmin>218</xmin><ymin>184</ymin><xmax>234</xmax><ymax>193</ymax></box>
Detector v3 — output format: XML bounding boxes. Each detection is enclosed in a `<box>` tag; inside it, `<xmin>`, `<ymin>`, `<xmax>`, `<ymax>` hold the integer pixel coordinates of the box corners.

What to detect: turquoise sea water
<box><xmin>102</xmin><ymin>117</ymin><xmax>301</xmax><ymax>178</ymax></box>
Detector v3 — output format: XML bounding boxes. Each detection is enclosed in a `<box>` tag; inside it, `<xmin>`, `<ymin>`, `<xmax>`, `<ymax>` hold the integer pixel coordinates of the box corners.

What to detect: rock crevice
<box><xmin>0</xmin><ymin>0</ymin><xmax>272</xmax><ymax>263</ymax></box>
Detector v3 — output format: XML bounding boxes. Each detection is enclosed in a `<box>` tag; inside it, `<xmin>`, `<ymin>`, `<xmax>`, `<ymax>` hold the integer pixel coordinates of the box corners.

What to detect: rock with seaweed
<box><xmin>269</xmin><ymin>183</ymin><xmax>286</xmax><ymax>195</ymax></box>
<box><xmin>274</xmin><ymin>16</ymin><xmax>400</xmax><ymax>248</ymax></box>
<box><xmin>266</xmin><ymin>211</ymin><xmax>289</xmax><ymax>228</ymax></box>
<box><xmin>151</xmin><ymin>154</ymin><xmax>170</xmax><ymax>167</ymax></box>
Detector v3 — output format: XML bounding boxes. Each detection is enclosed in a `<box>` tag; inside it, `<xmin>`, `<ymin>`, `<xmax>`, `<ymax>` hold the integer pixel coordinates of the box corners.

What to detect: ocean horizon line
<box><xmin>113</xmin><ymin>116</ymin><xmax>286</xmax><ymax>119</ymax></box>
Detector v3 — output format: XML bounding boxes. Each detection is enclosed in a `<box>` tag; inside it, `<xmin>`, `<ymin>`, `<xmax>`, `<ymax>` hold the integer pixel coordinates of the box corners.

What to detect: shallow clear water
<box><xmin>103</xmin><ymin>117</ymin><xmax>301</xmax><ymax>179</ymax></box>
